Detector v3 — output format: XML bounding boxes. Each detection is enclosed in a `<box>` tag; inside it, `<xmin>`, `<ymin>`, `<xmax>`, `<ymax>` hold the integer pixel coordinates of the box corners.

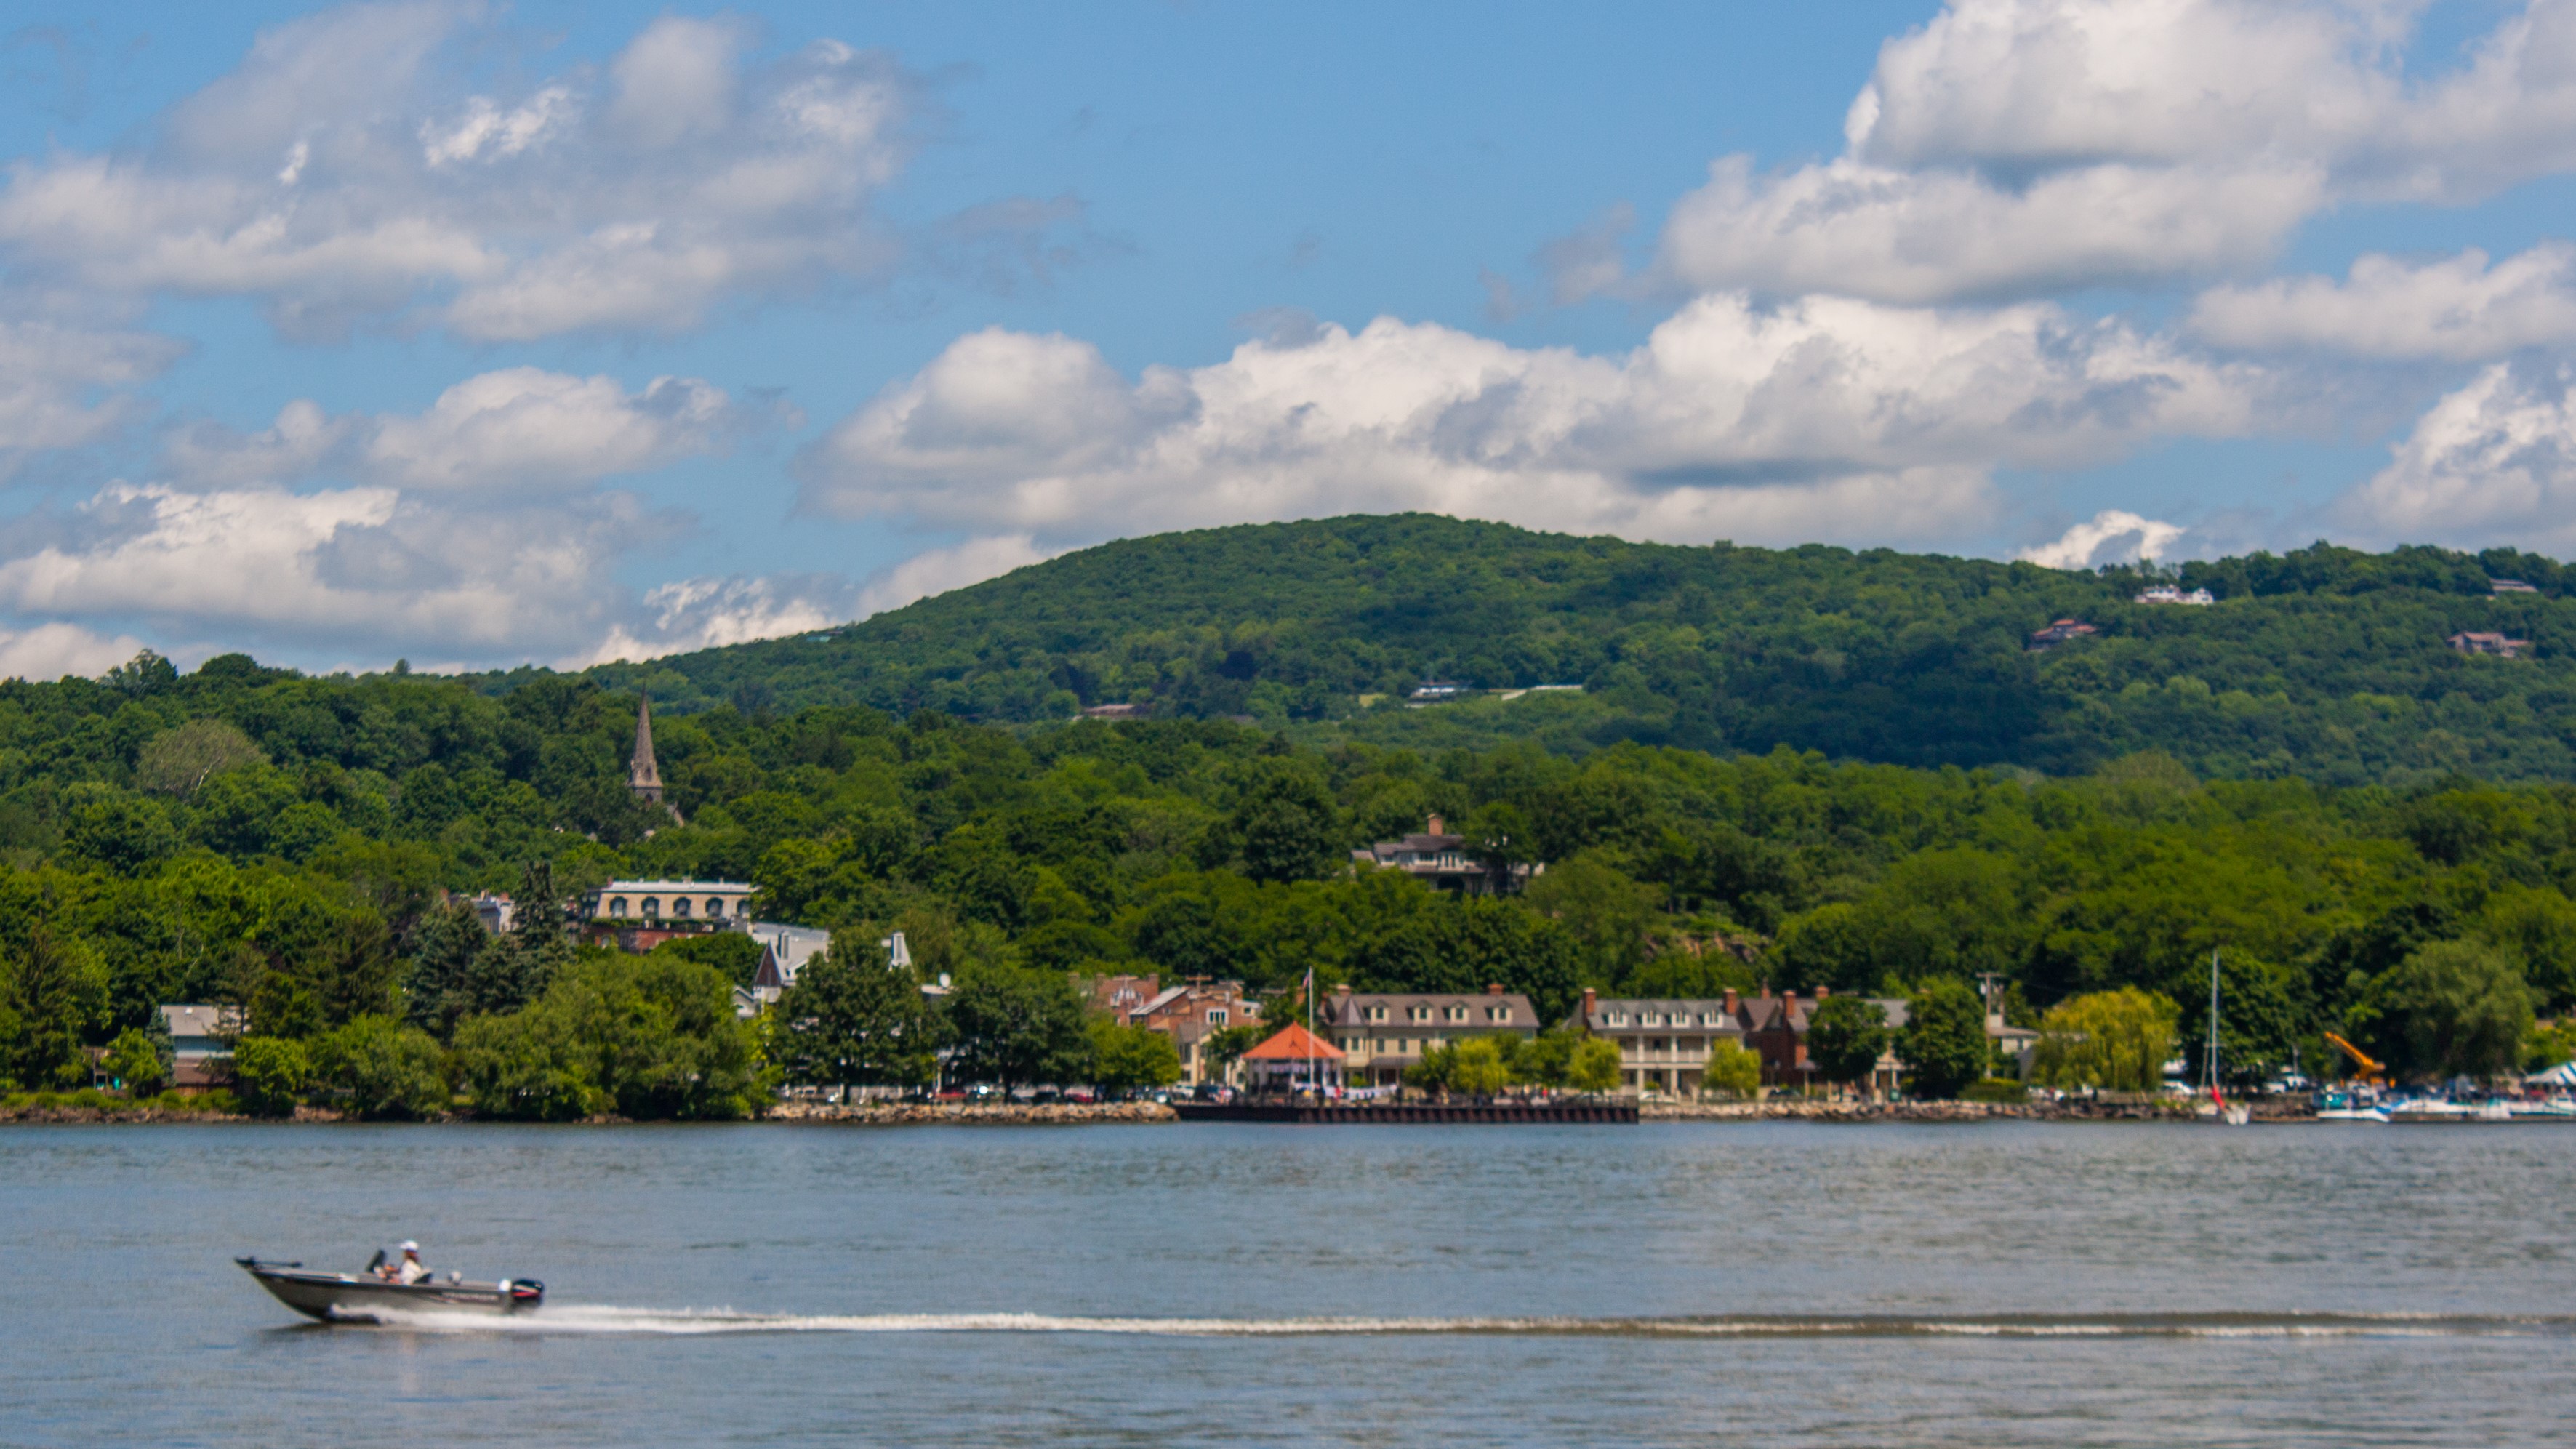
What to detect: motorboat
<box><xmin>2314</xmin><ymin>1088</ymin><xmax>2388</xmax><ymax>1123</ymax></box>
<box><xmin>237</xmin><ymin>1255</ymin><xmax>543</xmax><ymax>1323</ymax></box>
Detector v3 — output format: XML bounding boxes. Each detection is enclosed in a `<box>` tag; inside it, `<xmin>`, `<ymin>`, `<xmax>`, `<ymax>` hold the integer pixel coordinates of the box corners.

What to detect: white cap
<box><xmin>400</xmin><ymin>1240</ymin><xmax>420</xmax><ymax>1252</ymax></box>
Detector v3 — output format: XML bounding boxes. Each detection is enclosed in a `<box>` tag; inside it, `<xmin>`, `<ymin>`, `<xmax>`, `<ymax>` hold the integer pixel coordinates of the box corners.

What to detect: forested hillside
<box><xmin>552</xmin><ymin>515</ymin><xmax>2576</xmax><ymax>787</ymax></box>
<box><xmin>1</xmin><ymin>645</ymin><xmax>2571</xmax><ymax>1107</ymax></box>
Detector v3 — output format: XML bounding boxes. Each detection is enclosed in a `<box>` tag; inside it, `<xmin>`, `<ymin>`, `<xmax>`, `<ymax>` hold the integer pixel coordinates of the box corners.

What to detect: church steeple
<box><xmin>629</xmin><ymin>694</ymin><xmax>664</xmax><ymax>803</ymax></box>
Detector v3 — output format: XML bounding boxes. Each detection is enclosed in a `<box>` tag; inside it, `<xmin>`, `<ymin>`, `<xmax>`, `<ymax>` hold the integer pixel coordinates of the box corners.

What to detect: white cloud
<box><xmin>0</xmin><ymin>320</ymin><xmax>187</xmax><ymax>470</ymax></box>
<box><xmin>1647</xmin><ymin>0</ymin><xmax>2576</xmax><ymax>305</ymax></box>
<box><xmin>0</xmin><ymin>621</ymin><xmax>151</xmax><ymax>681</ymax></box>
<box><xmin>2338</xmin><ymin>361</ymin><xmax>2576</xmax><ymax>550</ymax></box>
<box><xmin>572</xmin><ymin>536</ymin><xmax>1053</xmax><ymax>668</ymax></box>
<box><xmin>163</xmin><ymin>367</ymin><xmax>756</xmax><ymax>491</ymax></box>
<box><xmin>2188</xmin><ymin>244</ymin><xmax>2576</xmax><ymax>361</ymax></box>
<box><xmin>2018</xmin><ymin>509</ymin><xmax>2189</xmax><ymax>569</ymax></box>
<box><xmin>854</xmin><ymin>533</ymin><xmax>1055</xmax><ymax>617</ymax></box>
<box><xmin>0</xmin><ymin>481</ymin><xmax>670</xmax><ymax>657</ymax></box>
<box><xmin>0</xmin><ymin>5</ymin><xmax>920</xmax><ymax>340</ymax></box>
<box><xmin>800</xmin><ymin>297</ymin><xmax>2263</xmax><ymax>550</ymax></box>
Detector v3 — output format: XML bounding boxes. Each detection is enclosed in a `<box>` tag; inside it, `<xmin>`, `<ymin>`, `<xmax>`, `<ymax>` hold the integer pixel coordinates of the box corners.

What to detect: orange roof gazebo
<box><xmin>1240</xmin><ymin>1023</ymin><xmax>1344</xmax><ymax>1094</ymax></box>
<box><xmin>1242</xmin><ymin>1023</ymin><xmax>1342</xmax><ymax>1062</ymax></box>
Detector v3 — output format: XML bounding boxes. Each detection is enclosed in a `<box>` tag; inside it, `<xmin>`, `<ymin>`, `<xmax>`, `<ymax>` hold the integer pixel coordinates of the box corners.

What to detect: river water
<box><xmin>4</xmin><ymin>1120</ymin><xmax>2572</xmax><ymax>1447</ymax></box>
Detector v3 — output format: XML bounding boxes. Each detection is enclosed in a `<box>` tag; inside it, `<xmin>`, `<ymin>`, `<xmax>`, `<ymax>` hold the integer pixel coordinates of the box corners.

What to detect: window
<box><xmin>705</xmin><ymin>897</ymin><xmax>726</xmax><ymax>917</ymax></box>
<box><xmin>609</xmin><ymin>897</ymin><xmax>629</xmax><ymax>918</ymax></box>
<box><xmin>1376</xmin><ymin>1039</ymin><xmax>1389</xmax><ymax>1053</ymax></box>
<box><xmin>1446</xmin><ymin>1005</ymin><xmax>1468</xmax><ymax>1023</ymax></box>
<box><xmin>1207</xmin><ymin>1009</ymin><xmax>1227</xmax><ymax>1026</ymax></box>
<box><xmin>1488</xmin><ymin>1006</ymin><xmax>1510</xmax><ymax>1023</ymax></box>
<box><xmin>1608</xmin><ymin>1013</ymin><xmax>1627</xmax><ymax>1027</ymax></box>
<box><xmin>1409</xmin><ymin>1006</ymin><xmax>1431</xmax><ymax>1024</ymax></box>
<box><xmin>642</xmin><ymin>897</ymin><xmax>661</xmax><ymax>918</ymax></box>
<box><xmin>1367</xmin><ymin>1006</ymin><xmax>1387</xmax><ymax>1022</ymax></box>
<box><xmin>672</xmin><ymin>897</ymin><xmax>692</xmax><ymax>918</ymax></box>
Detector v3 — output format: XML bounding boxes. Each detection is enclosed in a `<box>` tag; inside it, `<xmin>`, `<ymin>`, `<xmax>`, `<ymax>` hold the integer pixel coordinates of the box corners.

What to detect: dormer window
<box><xmin>1608</xmin><ymin>1012</ymin><xmax>1626</xmax><ymax>1026</ymax></box>
<box><xmin>1488</xmin><ymin>1006</ymin><xmax>1510</xmax><ymax>1023</ymax></box>
<box><xmin>1409</xmin><ymin>1006</ymin><xmax>1431</xmax><ymax>1024</ymax></box>
<box><xmin>1368</xmin><ymin>1006</ymin><xmax>1388</xmax><ymax>1022</ymax></box>
<box><xmin>1446</xmin><ymin>1005</ymin><xmax>1468</xmax><ymax>1023</ymax></box>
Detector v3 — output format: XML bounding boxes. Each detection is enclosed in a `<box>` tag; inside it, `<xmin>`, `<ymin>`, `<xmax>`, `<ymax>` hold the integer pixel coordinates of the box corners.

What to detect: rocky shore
<box><xmin>763</xmin><ymin>1100</ymin><xmax>1179</xmax><ymax>1126</ymax></box>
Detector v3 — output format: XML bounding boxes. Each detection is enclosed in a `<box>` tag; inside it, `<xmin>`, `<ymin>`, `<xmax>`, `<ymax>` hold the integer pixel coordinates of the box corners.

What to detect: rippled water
<box><xmin>5</xmin><ymin>1120</ymin><xmax>2572</xmax><ymax>1446</ymax></box>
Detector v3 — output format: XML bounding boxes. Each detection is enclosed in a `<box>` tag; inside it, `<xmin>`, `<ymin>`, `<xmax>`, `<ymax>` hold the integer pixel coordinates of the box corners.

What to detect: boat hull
<box><xmin>237</xmin><ymin>1258</ymin><xmax>542</xmax><ymax>1323</ymax></box>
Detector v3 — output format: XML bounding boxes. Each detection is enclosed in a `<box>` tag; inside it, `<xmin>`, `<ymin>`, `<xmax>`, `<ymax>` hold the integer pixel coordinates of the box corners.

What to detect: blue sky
<box><xmin>1</xmin><ymin>1</ymin><xmax>2573</xmax><ymax>675</ymax></box>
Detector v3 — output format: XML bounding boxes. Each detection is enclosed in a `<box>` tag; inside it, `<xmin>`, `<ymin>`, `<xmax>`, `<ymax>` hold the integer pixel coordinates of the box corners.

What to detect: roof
<box><xmin>1243</xmin><ymin>1023</ymin><xmax>1344</xmax><ymax>1061</ymax></box>
<box><xmin>747</xmin><ymin>922</ymin><xmax>831</xmax><ymax>987</ymax></box>
<box><xmin>1576</xmin><ymin>999</ymin><xmax>1745</xmax><ymax>1032</ymax></box>
<box><xmin>1320</xmin><ymin>991</ymin><xmax>1539</xmax><ymax>1029</ymax></box>
<box><xmin>596</xmin><ymin>879</ymin><xmax>755</xmax><ymax>894</ymax></box>
<box><xmin>160</xmin><ymin>1003</ymin><xmax>242</xmax><ymax>1043</ymax></box>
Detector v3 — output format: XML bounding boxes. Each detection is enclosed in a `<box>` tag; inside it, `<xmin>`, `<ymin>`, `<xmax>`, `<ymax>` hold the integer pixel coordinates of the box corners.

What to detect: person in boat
<box><xmin>381</xmin><ymin>1240</ymin><xmax>430</xmax><ymax>1284</ymax></box>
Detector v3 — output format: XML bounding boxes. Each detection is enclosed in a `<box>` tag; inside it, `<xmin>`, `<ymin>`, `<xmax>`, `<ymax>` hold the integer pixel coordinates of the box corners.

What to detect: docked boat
<box><xmin>237</xmin><ymin>1256</ymin><xmax>543</xmax><ymax>1323</ymax></box>
<box><xmin>2314</xmin><ymin>1089</ymin><xmax>2388</xmax><ymax>1123</ymax></box>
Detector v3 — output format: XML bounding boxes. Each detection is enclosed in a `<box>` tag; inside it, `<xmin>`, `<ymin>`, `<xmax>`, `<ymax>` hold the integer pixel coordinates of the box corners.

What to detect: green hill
<box><xmin>553</xmin><ymin>514</ymin><xmax>2575</xmax><ymax>786</ymax></box>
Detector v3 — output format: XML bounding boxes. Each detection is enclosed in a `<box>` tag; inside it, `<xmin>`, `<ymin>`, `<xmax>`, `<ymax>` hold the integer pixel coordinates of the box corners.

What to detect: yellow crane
<box><xmin>2322</xmin><ymin>1031</ymin><xmax>2387</xmax><ymax>1086</ymax></box>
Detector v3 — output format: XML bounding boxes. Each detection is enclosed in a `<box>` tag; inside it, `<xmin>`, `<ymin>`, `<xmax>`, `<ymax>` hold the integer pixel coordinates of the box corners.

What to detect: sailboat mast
<box><xmin>2206</xmin><ymin>947</ymin><xmax>2222</xmax><ymax>1100</ymax></box>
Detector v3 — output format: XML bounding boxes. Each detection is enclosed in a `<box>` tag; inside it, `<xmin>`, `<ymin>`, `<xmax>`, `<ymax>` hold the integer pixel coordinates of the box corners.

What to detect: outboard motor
<box><xmin>505</xmin><ymin>1278</ymin><xmax>545</xmax><ymax>1306</ymax></box>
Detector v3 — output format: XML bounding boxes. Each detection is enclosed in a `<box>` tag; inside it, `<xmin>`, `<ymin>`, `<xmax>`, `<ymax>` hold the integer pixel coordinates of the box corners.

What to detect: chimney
<box><xmin>1581</xmin><ymin>987</ymin><xmax>1597</xmax><ymax>1023</ymax></box>
<box><xmin>1722</xmin><ymin>988</ymin><xmax>1738</xmax><ymax>1015</ymax></box>
<box><xmin>1486</xmin><ymin>982</ymin><xmax>1504</xmax><ymax>995</ymax></box>
<box><xmin>1334</xmin><ymin>982</ymin><xmax>1352</xmax><ymax>996</ymax></box>
<box><xmin>1815</xmin><ymin>985</ymin><xmax>1830</xmax><ymax>999</ymax></box>
<box><xmin>1427</xmin><ymin>813</ymin><xmax>1445</xmax><ymax>836</ymax></box>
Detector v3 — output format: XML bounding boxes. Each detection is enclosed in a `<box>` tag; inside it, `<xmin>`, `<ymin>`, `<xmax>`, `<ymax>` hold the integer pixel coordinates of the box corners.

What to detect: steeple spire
<box><xmin>629</xmin><ymin>693</ymin><xmax>664</xmax><ymax>803</ymax></box>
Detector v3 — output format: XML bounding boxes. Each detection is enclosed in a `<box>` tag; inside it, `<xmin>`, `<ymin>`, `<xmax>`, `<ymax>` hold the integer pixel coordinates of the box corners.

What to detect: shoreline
<box><xmin>0</xmin><ymin>1098</ymin><xmax>2319</xmax><ymax>1126</ymax></box>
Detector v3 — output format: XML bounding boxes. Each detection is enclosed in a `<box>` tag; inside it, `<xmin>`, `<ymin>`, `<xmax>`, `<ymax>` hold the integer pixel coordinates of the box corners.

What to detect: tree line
<box><xmin>4</xmin><ymin>649</ymin><xmax>2575</xmax><ymax>1108</ymax></box>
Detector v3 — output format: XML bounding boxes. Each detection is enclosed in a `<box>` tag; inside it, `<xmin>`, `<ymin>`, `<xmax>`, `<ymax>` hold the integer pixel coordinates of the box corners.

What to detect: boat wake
<box><xmin>342</xmin><ymin>1307</ymin><xmax>2576</xmax><ymax>1340</ymax></box>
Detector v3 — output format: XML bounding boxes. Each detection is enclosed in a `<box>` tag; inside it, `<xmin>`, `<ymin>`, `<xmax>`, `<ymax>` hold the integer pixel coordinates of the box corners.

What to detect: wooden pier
<box><xmin>1171</xmin><ymin>1099</ymin><xmax>1637</xmax><ymax>1125</ymax></box>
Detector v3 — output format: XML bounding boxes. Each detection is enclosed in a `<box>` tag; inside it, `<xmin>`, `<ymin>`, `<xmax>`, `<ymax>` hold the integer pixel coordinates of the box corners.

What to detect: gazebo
<box><xmin>1240</xmin><ymin>1023</ymin><xmax>1344</xmax><ymax>1096</ymax></box>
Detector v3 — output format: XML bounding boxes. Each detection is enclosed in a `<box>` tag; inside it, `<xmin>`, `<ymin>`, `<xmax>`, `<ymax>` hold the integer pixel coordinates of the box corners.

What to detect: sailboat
<box><xmin>2204</xmin><ymin>947</ymin><xmax>2251</xmax><ymax>1125</ymax></box>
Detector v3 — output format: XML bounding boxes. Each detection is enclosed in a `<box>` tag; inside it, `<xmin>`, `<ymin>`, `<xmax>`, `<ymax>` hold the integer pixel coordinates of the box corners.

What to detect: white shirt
<box><xmin>397</xmin><ymin>1256</ymin><xmax>429</xmax><ymax>1285</ymax></box>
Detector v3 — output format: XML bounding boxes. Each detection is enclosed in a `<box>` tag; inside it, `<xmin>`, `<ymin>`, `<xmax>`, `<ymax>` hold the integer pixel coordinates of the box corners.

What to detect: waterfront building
<box><xmin>1566</xmin><ymin>989</ymin><xmax>1746</xmax><ymax>1096</ymax></box>
<box><xmin>1319</xmin><ymin>984</ymin><xmax>1539</xmax><ymax>1087</ymax></box>
<box><xmin>1088</xmin><ymin>973</ymin><xmax>1261</xmax><ymax>1085</ymax></box>
<box><xmin>745</xmin><ymin>921</ymin><xmax>834</xmax><ymax>1009</ymax></box>
<box><xmin>158</xmin><ymin>1003</ymin><xmax>243</xmax><ymax>1094</ymax></box>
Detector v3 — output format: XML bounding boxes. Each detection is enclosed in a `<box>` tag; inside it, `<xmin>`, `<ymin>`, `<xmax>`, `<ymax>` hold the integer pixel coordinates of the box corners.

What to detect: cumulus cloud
<box><xmin>0</xmin><ymin>6</ymin><xmax>924</xmax><ymax>340</ymax></box>
<box><xmin>162</xmin><ymin>367</ymin><xmax>761</xmax><ymax>491</ymax></box>
<box><xmin>1648</xmin><ymin>0</ymin><xmax>2576</xmax><ymax>305</ymax></box>
<box><xmin>574</xmin><ymin>535</ymin><xmax>1051</xmax><ymax>667</ymax></box>
<box><xmin>0</xmin><ymin>621</ymin><xmax>152</xmax><ymax>681</ymax></box>
<box><xmin>2338</xmin><ymin>361</ymin><xmax>2576</xmax><ymax>551</ymax></box>
<box><xmin>0</xmin><ymin>320</ymin><xmax>187</xmax><ymax>471</ymax></box>
<box><xmin>799</xmin><ymin>298</ymin><xmax>2264</xmax><ymax>550</ymax></box>
<box><xmin>2188</xmin><ymin>244</ymin><xmax>2576</xmax><ymax>361</ymax></box>
<box><xmin>0</xmin><ymin>481</ymin><xmax>678</xmax><ymax>657</ymax></box>
<box><xmin>854</xmin><ymin>533</ymin><xmax>1054</xmax><ymax>616</ymax></box>
<box><xmin>2018</xmin><ymin>509</ymin><xmax>2189</xmax><ymax>569</ymax></box>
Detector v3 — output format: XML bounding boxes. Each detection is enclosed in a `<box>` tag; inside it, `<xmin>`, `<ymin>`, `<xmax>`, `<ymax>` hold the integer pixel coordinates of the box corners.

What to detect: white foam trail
<box><xmin>342</xmin><ymin>1307</ymin><xmax>2569</xmax><ymax>1341</ymax></box>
